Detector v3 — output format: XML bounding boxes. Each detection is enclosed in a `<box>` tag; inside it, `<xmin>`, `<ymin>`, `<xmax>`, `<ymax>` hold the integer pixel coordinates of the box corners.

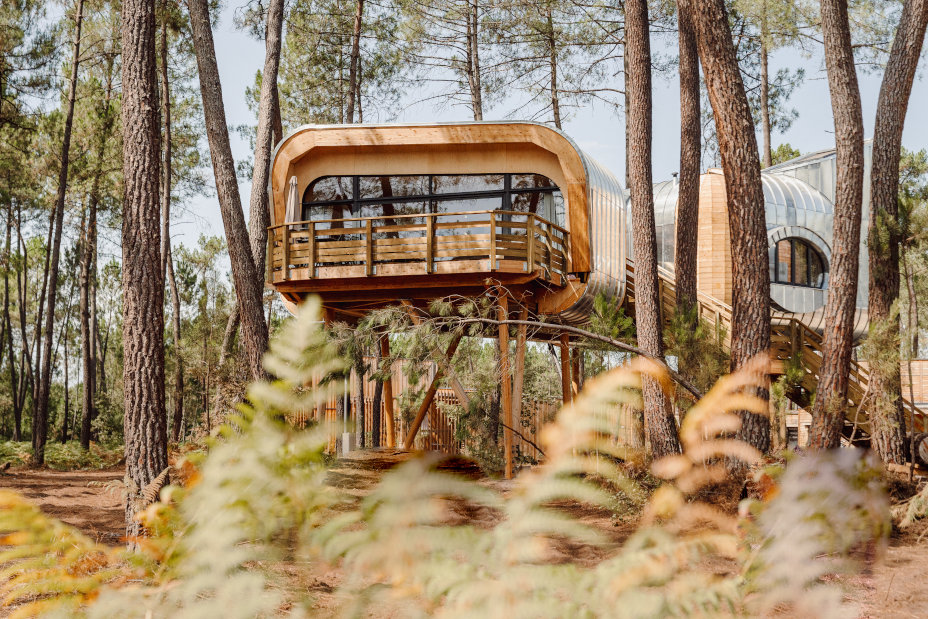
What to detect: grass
<box><xmin>0</xmin><ymin>440</ymin><xmax>123</xmax><ymax>470</ymax></box>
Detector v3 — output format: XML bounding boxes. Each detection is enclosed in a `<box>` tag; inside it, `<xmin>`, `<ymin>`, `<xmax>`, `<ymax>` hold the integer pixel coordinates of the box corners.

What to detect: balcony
<box><xmin>267</xmin><ymin>210</ymin><xmax>570</xmax><ymax>285</ymax></box>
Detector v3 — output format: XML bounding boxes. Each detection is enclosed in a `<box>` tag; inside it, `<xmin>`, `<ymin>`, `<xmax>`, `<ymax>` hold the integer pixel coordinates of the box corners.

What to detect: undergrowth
<box><xmin>0</xmin><ymin>297</ymin><xmax>892</xmax><ymax>618</ymax></box>
<box><xmin>0</xmin><ymin>441</ymin><xmax>123</xmax><ymax>470</ymax></box>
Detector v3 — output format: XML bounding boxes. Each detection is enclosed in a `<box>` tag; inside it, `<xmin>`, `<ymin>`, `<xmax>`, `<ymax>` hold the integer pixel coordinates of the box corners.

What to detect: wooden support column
<box><xmin>380</xmin><ymin>334</ymin><xmax>396</xmax><ymax>448</ymax></box>
<box><xmin>560</xmin><ymin>333</ymin><xmax>571</xmax><ymax>405</ymax></box>
<box><xmin>511</xmin><ymin>307</ymin><xmax>529</xmax><ymax>450</ymax></box>
<box><xmin>498</xmin><ymin>294</ymin><xmax>513</xmax><ymax>479</ymax></box>
<box><xmin>571</xmin><ymin>345</ymin><xmax>581</xmax><ymax>397</ymax></box>
<box><xmin>402</xmin><ymin>331</ymin><xmax>464</xmax><ymax>450</ymax></box>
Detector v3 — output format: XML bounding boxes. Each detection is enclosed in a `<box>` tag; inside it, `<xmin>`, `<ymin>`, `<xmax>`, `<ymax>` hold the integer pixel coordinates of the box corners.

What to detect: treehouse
<box><xmin>266</xmin><ymin>122</ymin><xmax>627</xmax><ymax>323</ymax></box>
<box><xmin>651</xmin><ymin>144</ymin><xmax>873</xmax><ymax>336</ymax></box>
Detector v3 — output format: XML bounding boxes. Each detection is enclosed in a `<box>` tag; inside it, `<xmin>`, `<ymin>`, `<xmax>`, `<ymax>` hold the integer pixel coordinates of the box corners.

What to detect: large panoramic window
<box><xmin>301</xmin><ymin>173</ymin><xmax>566</xmax><ymax>227</ymax></box>
<box><xmin>771</xmin><ymin>238</ymin><xmax>826</xmax><ymax>288</ymax></box>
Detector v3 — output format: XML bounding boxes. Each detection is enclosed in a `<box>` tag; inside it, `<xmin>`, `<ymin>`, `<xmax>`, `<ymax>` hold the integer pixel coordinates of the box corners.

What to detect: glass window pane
<box><xmin>511</xmin><ymin>191</ymin><xmax>544</xmax><ymax>214</ymax></box>
<box><xmin>793</xmin><ymin>240</ymin><xmax>809</xmax><ymax>286</ymax></box>
<box><xmin>305</xmin><ymin>176</ymin><xmax>352</xmax><ymax>203</ymax></box>
<box><xmin>357</xmin><ymin>201</ymin><xmax>428</xmax><ymax>220</ymax></box>
<box><xmin>358</xmin><ymin>175</ymin><xmax>428</xmax><ymax>199</ymax></box>
<box><xmin>304</xmin><ymin>202</ymin><xmax>353</xmax><ymax>223</ymax></box>
<box><xmin>433</xmin><ymin>174</ymin><xmax>504</xmax><ymax>194</ymax></box>
<box><xmin>809</xmin><ymin>248</ymin><xmax>825</xmax><ymax>288</ymax></box>
<box><xmin>777</xmin><ymin>240</ymin><xmax>791</xmax><ymax>283</ymax></box>
<box><xmin>511</xmin><ymin>174</ymin><xmax>555</xmax><ymax>190</ymax></box>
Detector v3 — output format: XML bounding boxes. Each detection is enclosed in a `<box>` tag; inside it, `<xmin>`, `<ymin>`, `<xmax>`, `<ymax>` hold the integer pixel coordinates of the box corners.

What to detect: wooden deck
<box><xmin>267</xmin><ymin>210</ymin><xmax>570</xmax><ymax>286</ymax></box>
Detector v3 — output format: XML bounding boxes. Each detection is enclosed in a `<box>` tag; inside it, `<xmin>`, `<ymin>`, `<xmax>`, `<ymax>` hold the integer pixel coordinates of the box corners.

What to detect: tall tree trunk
<box><xmin>80</xmin><ymin>62</ymin><xmax>113</xmax><ymax>450</ymax></box>
<box><xmin>759</xmin><ymin>1</ymin><xmax>772</xmax><ymax>168</ymax></box>
<box><xmin>355</xmin><ymin>356</ymin><xmax>366</xmax><ymax>449</ymax></box>
<box><xmin>122</xmin><ymin>0</ymin><xmax>169</xmax><ymax>537</ymax></box>
<box><xmin>809</xmin><ymin>0</ymin><xmax>865</xmax><ymax>450</ymax></box>
<box><xmin>904</xmin><ymin>251</ymin><xmax>919</xmax><ymax>358</ymax></box>
<box><xmin>159</xmin><ymin>9</ymin><xmax>172</xmax><ymax>281</ymax></box>
<box><xmin>167</xmin><ymin>249</ymin><xmax>184</xmax><ymax>442</ymax></box>
<box><xmin>187</xmin><ymin>0</ymin><xmax>269</xmax><ymax>380</ymax></box>
<box><xmin>35</xmin><ymin>0</ymin><xmax>86</xmax><ymax>465</ymax></box>
<box><xmin>466</xmin><ymin>0</ymin><xmax>483</xmax><ymax>121</ymax></box>
<box><xmin>345</xmin><ymin>0</ymin><xmax>363</xmax><ymax>123</ymax></box>
<box><xmin>545</xmin><ymin>7</ymin><xmax>561</xmax><ymax>129</ymax></box>
<box><xmin>4</xmin><ymin>202</ymin><xmax>20</xmax><ymax>440</ymax></box>
<box><xmin>686</xmin><ymin>0</ymin><xmax>771</xmax><ymax>452</ymax></box>
<box><xmin>271</xmin><ymin>82</ymin><xmax>283</xmax><ymax>145</ymax></box>
<box><xmin>248</xmin><ymin>0</ymin><xmax>285</xmax><ymax>285</ymax></box>
<box><xmin>625</xmin><ymin>0</ymin><xmax>681</xmax><ymax>458</ymax></box>
<box><xmin>15</xmin><ymin>205</ymin><xmax>34</xmax><ymax>423</ymax></box>
<box><xmin>867</xmin><ymin>0</ymin><xmax>928</xmax><ymax>465</ymax></box>
<box><xmin>62</xmin><ymin>316</ymin><xmax>70</xmax><ymax>442</ymax></box>
<box><xmin>675</xmin><ymin>0</ymin><xmax>700</xmax><ymax>312</ymax></box>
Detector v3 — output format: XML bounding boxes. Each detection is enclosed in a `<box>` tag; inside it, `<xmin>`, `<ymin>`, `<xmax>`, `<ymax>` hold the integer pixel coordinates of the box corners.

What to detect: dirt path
<box><xmin>0</xmin><ymin>467</ymin><xmax>125</xmax><ymax>544</ymax></box>
<box><xmin>1</xmin><ymin>455</ymin><xmax>927</xmax><ymax>617</ymax></box>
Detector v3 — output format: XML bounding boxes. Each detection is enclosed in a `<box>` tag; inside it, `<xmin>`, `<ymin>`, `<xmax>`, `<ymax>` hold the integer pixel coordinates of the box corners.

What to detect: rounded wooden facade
<box><xmin>267</xmin><ymin>122</ymin><xmax>627</xmax><ymax>323</ymax></box>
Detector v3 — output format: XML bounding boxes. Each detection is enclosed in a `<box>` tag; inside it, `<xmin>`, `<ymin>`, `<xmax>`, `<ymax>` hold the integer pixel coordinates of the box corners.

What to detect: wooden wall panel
<box><xmin>695</xmin><ymin>170</ymin><xmax>733</xmax><ymax>304</ymax></box>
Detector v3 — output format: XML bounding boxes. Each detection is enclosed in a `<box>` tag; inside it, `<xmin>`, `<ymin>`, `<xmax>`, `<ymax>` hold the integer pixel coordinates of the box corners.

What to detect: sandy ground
<box><xmin>1</xmin><ymin>453</ymin><xmax>927</xmax><ymax>617</ymax></box>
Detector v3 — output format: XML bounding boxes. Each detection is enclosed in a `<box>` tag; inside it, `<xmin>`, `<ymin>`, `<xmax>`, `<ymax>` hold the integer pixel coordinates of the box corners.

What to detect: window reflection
<box><xmin>301</xmin><ymin>173</ymin><xmax>565</xmax><ymax>227</ymax></box>
<box><xmin>772</xmin><ymin>238</ymin><xmax>826</xmax><ymax>289</ymax></box>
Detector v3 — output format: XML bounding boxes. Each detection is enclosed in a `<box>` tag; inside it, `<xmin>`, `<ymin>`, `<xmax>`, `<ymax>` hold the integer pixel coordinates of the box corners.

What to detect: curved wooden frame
<box><xmin>270</xmin><ymin>122</ymin><xmax>592</xmax><ymax>272</ymax></box>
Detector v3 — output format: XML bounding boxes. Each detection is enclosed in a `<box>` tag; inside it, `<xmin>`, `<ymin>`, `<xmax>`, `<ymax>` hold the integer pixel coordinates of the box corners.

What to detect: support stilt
<box><xmin>402</xmin><ymin>331</ymin><xmax>464</xmax><ymax>449</ymax></box>
<box><xmin>571</xmin><ymin>344</ymin><xmax>582</xmax><ymax>397</ymax></box>
<box><xmin>498</xmin><ymin>294</ymin><xmax>513</xmax><ymax>479</ymax></box>
<box><xmin>560</xmin><ymin>333</ymin><xmax>571</xmax><ymax>405</ymax></box>
<box><xmin>511</xmin><ymin>307</ymin><xmax>528</xmax><ymax>465</ymax></box>
<box><xmin>380</xmin><ymin>334</ymin><xmax>395</xmax><ymax>448</ymax></box>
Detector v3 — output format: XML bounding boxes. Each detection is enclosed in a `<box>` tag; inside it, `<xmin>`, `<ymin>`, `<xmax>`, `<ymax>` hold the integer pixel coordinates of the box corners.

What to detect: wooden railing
<box><xmin>267</xmin><ymin>210</ymin><xmax>570</xmax><ymax>284</ymax></box>
<box><xmin>627</xmin><ymin>258</ymin><xmax>925</xmax><ymax>437</ymax></box>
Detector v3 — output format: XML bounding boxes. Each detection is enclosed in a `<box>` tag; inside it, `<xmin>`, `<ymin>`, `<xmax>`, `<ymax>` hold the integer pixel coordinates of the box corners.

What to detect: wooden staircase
<box><xmin>625</xmin><ymin>259</ymin><xmax>925</xmax><ymax>440</ymax></box>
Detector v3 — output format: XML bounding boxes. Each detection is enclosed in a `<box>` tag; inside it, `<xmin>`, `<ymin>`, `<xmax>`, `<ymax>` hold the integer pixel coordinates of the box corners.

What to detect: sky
<box><xmin>177</xmin><ymin>5</ymin><xmax>928</xmax><ymax>246</ymax></box>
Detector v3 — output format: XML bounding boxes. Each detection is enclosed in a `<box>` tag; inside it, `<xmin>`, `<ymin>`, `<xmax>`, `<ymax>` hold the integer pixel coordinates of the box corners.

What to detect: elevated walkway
<box><xmin>625</xmin><ymin>259</ymin><xmax>926</xmax><ymax>440</ymax></box>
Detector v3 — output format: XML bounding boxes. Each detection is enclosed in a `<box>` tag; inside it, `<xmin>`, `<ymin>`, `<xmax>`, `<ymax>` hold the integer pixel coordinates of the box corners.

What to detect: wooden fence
<box><xmin>288</xmin><ymin>356</ymin><xmax>559</xmax><ymax>461</ymax></box>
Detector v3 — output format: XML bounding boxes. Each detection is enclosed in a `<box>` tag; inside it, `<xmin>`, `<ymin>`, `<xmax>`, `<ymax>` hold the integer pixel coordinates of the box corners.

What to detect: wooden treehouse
<box><xmin>268</xmin><ymin>122</ymin><xmax>927</xmax><ymax>475</ymax></box>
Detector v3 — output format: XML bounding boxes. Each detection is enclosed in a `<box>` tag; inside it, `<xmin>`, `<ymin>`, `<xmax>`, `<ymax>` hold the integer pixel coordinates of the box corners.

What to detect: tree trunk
<box><xmin>867</xmin><ymin>0</ymin><xmax>928</xmax><ymax>465</ymax></box>
<box><xmin>271</xmin><ymin>82</ymin><xmax>283</xmax><ymax>145</ymax></box>
<box><xmin>35</xmin><ymin>0</ymin><xmax>86</xmax><ymax>466</ymax></box>
<box><xmin>686</xmin><ymin>0</ymin><xmax>771</xmax><ymax>452</ymax></box>
<box><xmin>62</xmin><ymin>317</ymin><xmax>70</xmax><ymax>443</ymax></box>
<box><xmin>345</xmin><ymin>0</ymin><xmax>363</xmax><ymax>123</ymax></box>
<box><xmin>546</xmin><ymin>7</ymin><xmax>561</xmax><ymax>129</ymax></box>
<box><xmin>187</xmin><ymin>0</ymin><xmax>269</xmax><ymax>380</ymax></box>
<box><xmin>759</xmin><ymin>2</ymin><xmax>772</xmax><ymax>168</ymax></box>
<box><xmin>122</xmin><ymin>0</ymin><xmax>169</xmax><ymax>538</ymax></box>
<box><xmin>625</xmin><ymin>0</ymin><xmax>681</xmax><ymax>458</ymax></box>
<box><xmin>80</xmin><ymin>63</ymin><xmax>113</xmax><ymax>450</ymax></box>
<box><xmin>159</xmin><ymin>10</ymin><xmax>172</xmax><ymax>281</ymax></box>
<box><xmin>675</xmin><ymin>0</ymin><xmax>700</xmax><ymax>312</ymax></box>
<box><xmin>4</xmin><ymin>203</ymin><xmax>20</xmax><ymax>441</ymax></box>
<box><xmin>904</xmin><ymin>251</ymin><xmax>919</xmax><ymax>358</ymax></box>
<box><xmin>371</xmin><ymin>342</ymin><xmax>383</xmax><ymax>448</ymax></box>
<box><xmin>466</xmin><ymin>0</ymin><xmax>483</xmax><ymax>121</ymax></box>
<box><xmin>167</xmin><ymin>250</ymin><xmax>185</xmax><ymax>442</ymax></box>
<box><xmin>809</xmin><ymin>0</ymin><xmax>865</xmax><ymax>450</ymax></box>
<box><xmin>248</xmin><ymin>0</ymin><xmax>285</xmax><ymax>289</ymax></box>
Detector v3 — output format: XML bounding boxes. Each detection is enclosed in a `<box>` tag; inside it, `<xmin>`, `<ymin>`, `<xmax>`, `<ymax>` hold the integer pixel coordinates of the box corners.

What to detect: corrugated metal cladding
<box><xmin>652</xmin><ymin>145</ymin><xmax>873</xmax><ymax>337</ymax></box>
<box><xmin>556</xmin><ymin>146</ymin><xmax>629</xmax><ymax>324</ymax></box>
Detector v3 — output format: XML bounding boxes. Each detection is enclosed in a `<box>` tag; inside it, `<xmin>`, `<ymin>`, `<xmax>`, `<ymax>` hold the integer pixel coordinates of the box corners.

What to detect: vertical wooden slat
<box><xmin>526</xmin><ymin>214</ymin><xmax>535</xmax><ymax>273</ymax></box>
<box><xmin>498</xmin><ymin>293</ymin><xmax>512</xmax><ymax>479</ymax></box>
<box><xmin>283</xmin><ymin>224</ymin><xmax>290</xmax><ymax>280</ymax></box>
<box><xmin>489</xmin><ymin>212</ymin><xmax>497</xmax><ymax>270</ymax></box>
<box><xmin>426</xmin><ymin>215</ymin><xmax>435</xmax><ymax>273</ymax></box>
<box><xmin>381</xmin><ymin>334</ymin><xmax>395</xmax><ymax>448</ymax></box>
<box><xmin>265</xmin><ymin>228</ymin><xmax>274</xmax><ymax>283</ymax></box>
<box><xmin>307</xmin><ymin>222</ymin><xmax>315</xmax><ymax>278</ymax></box>
<box><xmin>365</xmin><ymin>218</ymin><xmax>374</xmax><ymax>276</ymax></box>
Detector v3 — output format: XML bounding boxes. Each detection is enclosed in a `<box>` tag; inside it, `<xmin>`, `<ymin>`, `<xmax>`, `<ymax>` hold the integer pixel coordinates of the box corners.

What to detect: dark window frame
<box><xmin>301</xmin><ymin>173</ymin><xmax>563</xmax><ymax>224</ymax></box>
<box><xmin>773</xmin><ymin>237</ymin><xmax>826</xmax><ymax>289</ymax></box>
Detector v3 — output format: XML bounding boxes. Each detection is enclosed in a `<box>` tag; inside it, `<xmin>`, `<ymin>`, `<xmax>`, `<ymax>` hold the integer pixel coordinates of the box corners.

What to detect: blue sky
<box><xmin>177</xmin><ymin>6</ymin><xmax>928</xmax><ymax>245</ymax></box>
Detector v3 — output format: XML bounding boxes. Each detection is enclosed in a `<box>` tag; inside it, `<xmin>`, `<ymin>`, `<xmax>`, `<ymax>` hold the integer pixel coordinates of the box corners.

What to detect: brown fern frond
<box><xmin>141</xmin><ymin>468</ymin><xmax>170</xmax><ymax>506</ymax></box>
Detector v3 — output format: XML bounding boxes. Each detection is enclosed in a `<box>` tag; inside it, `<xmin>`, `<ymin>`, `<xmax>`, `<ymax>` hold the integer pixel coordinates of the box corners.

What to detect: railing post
<box><xmin>366</xmin><ymin>218</ymin><xmax>374</xmax><ymax>276</ymax></box>
<box><xmin>283</xmin><ymin>224</ymin><xmax>290</xmax><ymax>281</ymax></box>
<box><xmin>426</xmin><ymin>215</ymin><xmax>435</xmax><ymax>273</ymax></box>
<box><xmin>265</xmin><ymin>228</ymin><xmax>273</xmax><ymax>284</ymax></box>
<box><xmin>490</xmin><ymin>212</ymin><xmax>497</xmax><ymax>271</ymax></box>
<box><xmin>526</xmin><ymin>214</ymin><xmax>535</xmax><ymax>273</ymax></box>
<box><xmin>307</xmin><ymin>222</ymin><xmax>315</xmax><ymax>279</ymax></box>
<box><xmin>546</xmin><ymin>229</ymin><xmax>553</xmax><ymax>274</ymax></box>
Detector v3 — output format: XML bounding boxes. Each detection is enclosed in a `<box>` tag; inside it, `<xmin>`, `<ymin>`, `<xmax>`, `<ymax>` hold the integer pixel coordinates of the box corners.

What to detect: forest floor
<box><xmin>1</xmin><ymin>451</ymin><xmax>927</xmax><ymax>617</ymax></box>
